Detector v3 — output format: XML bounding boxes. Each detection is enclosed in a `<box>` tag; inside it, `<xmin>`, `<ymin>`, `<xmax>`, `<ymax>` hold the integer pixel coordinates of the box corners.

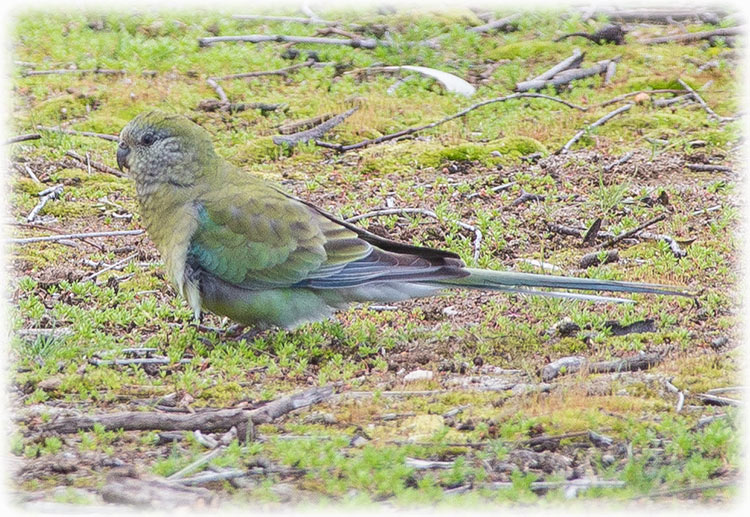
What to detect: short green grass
<box><xmin>8</xmin><ymin>6</ymin><xmax>740</xmax><ymax>509</ymax></box>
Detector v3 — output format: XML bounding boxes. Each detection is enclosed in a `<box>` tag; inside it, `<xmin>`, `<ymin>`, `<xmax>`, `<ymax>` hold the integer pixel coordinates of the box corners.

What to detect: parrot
<box><xmin>116</xmin><ymin>110</ymin><xmax>690</xmax><ymax>330</ymax></box>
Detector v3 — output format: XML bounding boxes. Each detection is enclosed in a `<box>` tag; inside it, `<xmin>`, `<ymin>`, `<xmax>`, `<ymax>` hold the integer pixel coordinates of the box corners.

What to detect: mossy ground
<box><xmin>6</xmin><ymin>6</ymin><xmax>742</xmax><ymax>511</ymax></box>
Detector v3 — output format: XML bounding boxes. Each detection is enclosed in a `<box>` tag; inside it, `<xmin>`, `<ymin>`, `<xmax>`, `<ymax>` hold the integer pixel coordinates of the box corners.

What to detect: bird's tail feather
<box><xmin>434</xmin><ymin>268</ymin><xmax>691</xmax><ymax>302</ymax></box>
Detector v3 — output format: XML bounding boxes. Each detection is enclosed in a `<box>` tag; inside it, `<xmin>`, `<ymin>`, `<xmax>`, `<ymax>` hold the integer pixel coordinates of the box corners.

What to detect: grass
<box><xmin>7</xmin><ymin>6</ymin><xmax>741</xmax><ymax>510</ymax></box>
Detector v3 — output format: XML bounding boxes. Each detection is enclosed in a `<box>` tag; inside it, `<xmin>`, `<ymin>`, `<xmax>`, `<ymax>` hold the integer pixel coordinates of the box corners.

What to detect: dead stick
<box><xmin>529</xmin><ymin>49</ymin><xmax>584</xmax><ymax>82</ymax></box>
<box><xmin>9</xmin><ymin>229</ymin><xmax>144</xmax><ymax>245</ymax></box>
<box><xmin>206</xmin><ymin>78</ymin><xmax>228</xmax><ymax>103</ymax></box>
<box><xmin>557</xmin><ymin>103</ymin><xmax>632</xmax><ymax>154</ymax></box>
<box><xmin>65</xmin><ymin>150</ymin><xmax>126</xmax><ymax>177</ymax></box>
<box><xmin>345</xmin><ymin>207</ymin><xmax>483</xmax><ymax>262</ymax></box>
<box><xmin>515</xmin><ymin>59</ymin><xmax>616</xmax><ymax>93</ymax></box>
<box><xmin>22</xmin><ymin>68</ymin><xmax>126</xmax><ymax>77</ymax></box>
<box><xmin>199</xmin><ymin>34</ymin><xmax>379</xmax><ymax>49</ymax></box>
<box><xmin>677</xmin><ymin>78</ymin><xmax>732</xmax><ymax>122</ymax></box>
<box><xmin>36</xmin><ymin>126</ymin><xmax>119</xmax><ymax>142</ymax></box>
<box><xmin>5</xmin><ymin>133</ymin><xmax>41</xmax><ymax>145</ymax></box>
<box><xmin>26</xmin><ymin>185</ymin><xmax>63</xmax><ymax>223</ymax></box>
<box><xmin>41</xmin><ymin>385</ymin><xmax>333</xmax><ymax>434</ymax></box>
<box><xmin>83</xmin><ymin>252</ymin><xmax>138</xmax><ymax>281</ymax></box>
<box><xmin>232</xmin><ymin>14</ymin><xmax>338</xmax><ymax>26</ymax></box>
<box><xmin>587</xmin><ymin>353</ymin><xmax>662</xmax><ymax>374</ymax></box>
<box><xmin>273</xmin><ymin>107</ymin><xmax>358</xmax><ymax>148</ymax></box>
<box><xmin>215</xmin><ymin>59</ymin><xmax>315</xmax><ymax>80</ymax></box>
<box><xmin>643</xmin><ymin>26</ymin><xmax>744</xmax><ymax>45</ymax></box>
<box><xmin>316</xmin><ymin>93</ymin><xmax>586</xmax><ymax>153</ymax></box>
<box><xmin>599</xmin><ymin>214</ymin><xmax>666</xmax><ymax>249</ymax></box>
<box><xmin>467</xmin><ymin>13</ymin><xmax>520</xmax><ymax>34</ymax></box>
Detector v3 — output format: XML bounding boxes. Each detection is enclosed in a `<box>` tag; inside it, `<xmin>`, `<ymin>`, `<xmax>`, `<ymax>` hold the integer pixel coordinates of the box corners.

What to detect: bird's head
<box><xmin>117</xmin><ymin>110</ymin><xmax>218</xmax><ymax>189</ymax></box>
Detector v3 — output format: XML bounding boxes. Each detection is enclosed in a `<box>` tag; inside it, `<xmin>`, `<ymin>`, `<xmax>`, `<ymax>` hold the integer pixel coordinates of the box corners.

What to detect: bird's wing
<box><xmin>188</xmin><ymin>181</ymin><xmax>465</xmax><ymax>290</ymax></box>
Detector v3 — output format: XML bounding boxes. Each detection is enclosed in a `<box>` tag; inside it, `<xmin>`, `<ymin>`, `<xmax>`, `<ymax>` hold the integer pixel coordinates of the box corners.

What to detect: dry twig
<box><xmin>677</xmin><ymin>78</ymin><xmax>733</xmax><ymax>122</ymax></box>
<box><xmin>215</xmin><ymin>59</ymin><xmax>316</xmax><ymax>80</ymax></box>
<box><xmin>316</xmin><ymin>93</ymin><xmax>585</xmax><ymax>153</ymax></box>
<box><xmin>199</xmin><ymin>34</ymin><xmax>379</xmax><ymax>49</ymax></box>
<box><xmin>467</xmin><ymin>13</ymin><xmax>520</xmax><ymax>34</ymax></box>
<box><xmin>515</xmin><ymin>58</ymin><xmax>617</xmax><ymax>92</ymax></box>
<box><xmin>26</xmin><ymin>185</ymin><xmax>63</xmax><ymax>223</ymax></box>
<box><xmin>528</xmin><ymin>49</ymin><xmax>584</xmax><ymax>82</ymax></box>
<box><xmin>41</xmin><ymin>385</ymin><xmax>334</xmax><ymax>435</ymax></box>
<box><xmin>9</xmin><ymin>229</ymin><xmax>145</xmax><ymax>245</ymax></box>
<box><xmin>273</xmin><ymin>107</ymin><xmax>358</xmax><ymax>148</ymax></box>
<box><xmin>643</xmin><ymin>26</ymin><xmax>743</xmax><ymax>45</ymax></box>
<box><xmin>598</xmin><ymin>214</ymin><xmax>667</xmax><ymax>249</ymax></box>
<box><xmin>65</xmin><ymin>150</ymin><xmax>126</xmax><ymax>177</ymax></box>
<box><xmin>5</xmin><ymin>133</ymin><xmax>41</xmax><ymax>145</ymax></box>
<box><xmin>36</xmin><ymin>126</ymin><xmax>119</xmax><ymax>142</ymax></box>
<box><xmin>557</xmin><ymin>103</ymin><xmax>632</xmax><ymax>154</ymax></box>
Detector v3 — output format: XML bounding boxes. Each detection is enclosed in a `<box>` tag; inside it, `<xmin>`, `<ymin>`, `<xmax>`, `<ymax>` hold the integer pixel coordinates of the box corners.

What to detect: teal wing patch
<box><xmin>188</xmin><ymin>183</ymin><xmax>372</xmax><ymax>288</ymax></box>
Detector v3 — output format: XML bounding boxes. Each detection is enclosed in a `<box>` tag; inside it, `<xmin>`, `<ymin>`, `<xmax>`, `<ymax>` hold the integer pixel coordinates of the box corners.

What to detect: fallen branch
<box><xmin>82</xmin><ymin>252</ymin><xmax>139</xmax><ymax>282</ymax></box>
<box><xmin>26</xmin><ymin>185</ymin><xmax>63</xmax><ymax>223</ymax></box>
<box><xmin>175</xmin><ymin>469</ymin><xmax>247</xmax><ymax>486</ymax></box>
<box><xmin>588</xmin><ymin>353</ymin><xmax>661</xmax><ymax>373</ymax></box>
<box><xmin>273</xmin><ymin>107</ymin><xmax>358</xmax><ymax>148</ymax></box>
<box><xmin>199</xmin><ymin>34</ymin><xmax>379</xmax><ymax>49</ymax></box>
<box><xmin>206</xmin><ymin>78</ymin><xmax>228</xmax><ymax>103</ymax></box>
<box><xmin>41</xmin><ymin>385</ymin><xmax>333</xmax><ymax>435</ymax></box>
<box><xmin>232</xmin><ymin>14</ymin><xmax>338</xmax><ymax>26</ymax></box>
<box><xmin>467</xmin><ymin>13</ymin><xmax>520</xmax><ymax>34</ymax></box>
<box><xmin>588</xmin><ymin>8</ymin><xmax>723</xmax><ymax>25</ymax></box>
<box><xmin>630</xmin><ymin>480</ymin><xmax>736</xmax><ymax>500</ymax></box>
<box><xmin>599</xmin><ymin>214</ymin><xmax>667</xmax><ymax>249</ymax></box>
<box><xmin>556</xmin><ymin>103</ymin><xmax>632</xmax><ymax>154</ymax></box>
<box><xmin>168</xmin><ymin>447</ymin><xmax>226</xmax><ymax>480</ymax></box>
<box><xmin>215</xmin><ymin>59</ymin><xmax>316</xmax><ymax>80</ymax></box>
<box><xmin>65</xmin><ymin>150</ymin><xmax>126</xmax><ymax>177</ymax></box>
<box><xmin>345</xmin><ymin>207</ymin><xmax>483</xmax><ymax>262</ymax></box>
<box><xmin>515</xmin><ymin>58</ymin><xmax>617</xmax><ymax>93</ymax></box>
<box><xmin>276</xmin><ymin>113</ymin><xmax>336</xmax><ymax>134</ymax></box>
<box><xmin>696</xmin><ymin>393</ymin><xmax>741</xmax><ymax>407</ymax></box>
<box><xmin>101</xmin><ymin>473</ymin><xmax>215</xmax><ymax>508</ymax></box>
<box><xmin>579</xmin><ymin>249</ymin><xmax>618</xmax><ymax>269</ymax></box>
<box><xmin>665</xmin><ymin>380</ymin><xmax>685</xmax><ymax>413</ymax></box>
<box><xmin>603</xmin><ymin>61</ymin><xmax>617</xmax><ymax>85</ymax></box>
<box><xmin>638</xmin><ymin>231</ymin><xmax>687</xmax><ymax>258</ymax></box>
<box><xmin>36</xmin><ymin>126</ymin><xmax>119</xmax><ymax>142</ymax></box>
<box><xmin>22</xmin><ymin>68</ymin><xmax>125</xmax><ymax>77</ymax></box>
<box><xmin>316</xmin><ymin>93</ymin><xmax>586</xmax><ymax>153</ymax></box>
<box><xmin>196</xmin><ymin>99</ymin><xmax>285</xmax><ymax>114</ymax></box>
<box><xmin>677</xmin><ymin>78</ymin><xmax>733</xmax><ymax>122</ymax></box>
<box><xmin>510</xmin><ymin>190</ymin><xmax>545</xmax><ymax>207</ymax></box>
<box><xmin>5</xmin><ymin>133</ymin><xmax>41</xmax><ymax>145</ymax></box>
<box><xmin>653</xmin><ymin>93</ymin><xmax>693</xmax><ymax>108</ymax></box>
<box><xmin>643</xmin><ymin>26</ymin><xmax>744</xmax><ymax>45</ymax></box>
<box><xmin>528</xmin><ymin>49</ymin><xmax>584</xmax><ymax>82</ymax></box>
<box><xmin>603</xmin><ymin>151</ymin><xmax>634</xmax><ymax>171</ymax></box>
<box><xmin>487</xmin><ymin>479</ymin><xmax>625</xmax><ymax>492</ymax></box>
<box><xmin>9</xmin><ymin>229</ymin><xmax>145</xmax><ymax>245</ymax></box>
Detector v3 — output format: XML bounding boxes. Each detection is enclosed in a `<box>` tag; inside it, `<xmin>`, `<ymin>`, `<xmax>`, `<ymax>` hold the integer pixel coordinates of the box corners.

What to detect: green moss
<box><xmin>229</xmin><ymin>136</ymin><xmax>283</xmax><ymax>162</ymax></box>
<box><xmin>488</xmin><ymin>40</ymin><xmax>560</xmax><ymax>61</ymax></box>
<box><xmin>31</xmin><ymin>94</ymin><xmax>100</xmax><ymax>124</ymax></box>
<box><xmin>488</xmin><ymin>136</ymin><xmax>548</xmax><ymax>157</ymax></box>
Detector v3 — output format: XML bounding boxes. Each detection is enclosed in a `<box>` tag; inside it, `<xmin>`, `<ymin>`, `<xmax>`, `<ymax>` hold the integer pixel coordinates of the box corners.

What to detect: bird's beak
<box><xmin>116</xmin><ymin>141</ymin><xmax>130</xmax><ymax>171</ymax></box>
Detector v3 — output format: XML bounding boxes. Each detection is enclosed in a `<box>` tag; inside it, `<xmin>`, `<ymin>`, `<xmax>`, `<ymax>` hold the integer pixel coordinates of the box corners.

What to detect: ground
<box><xmin>5</xmin><ymin>6</ymin><xmax>742</xmax><ymax>511</ymax></box>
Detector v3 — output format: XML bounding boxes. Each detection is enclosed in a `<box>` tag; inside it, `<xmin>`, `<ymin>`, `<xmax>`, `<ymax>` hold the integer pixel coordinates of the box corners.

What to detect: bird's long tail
<box><xmin>434</xmin><ymin>268</ymin><xmax>692</xmax><ymax>304</ymax></box>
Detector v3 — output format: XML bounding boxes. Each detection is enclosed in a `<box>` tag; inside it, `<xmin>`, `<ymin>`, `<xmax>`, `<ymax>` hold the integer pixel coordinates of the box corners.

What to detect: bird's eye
<box><xmin>141</xmin><ymin>132</ymin><xmax>157</xmax><ymax>146</ymax></box>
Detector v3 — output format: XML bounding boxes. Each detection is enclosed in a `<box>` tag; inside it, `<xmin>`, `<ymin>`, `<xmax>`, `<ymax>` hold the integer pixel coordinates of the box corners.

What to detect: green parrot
<box><xmin>117</xmin><ymin>111</ymin><xmax>689</xmax><ymax>330</ymax></box>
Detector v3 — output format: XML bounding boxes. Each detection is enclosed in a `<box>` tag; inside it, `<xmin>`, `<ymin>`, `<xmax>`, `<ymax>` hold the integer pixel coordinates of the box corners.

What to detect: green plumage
<box><xmin>117</xmin><ymin>111</ymin><xmax>691</xmax><ymax>329</ymax></box>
